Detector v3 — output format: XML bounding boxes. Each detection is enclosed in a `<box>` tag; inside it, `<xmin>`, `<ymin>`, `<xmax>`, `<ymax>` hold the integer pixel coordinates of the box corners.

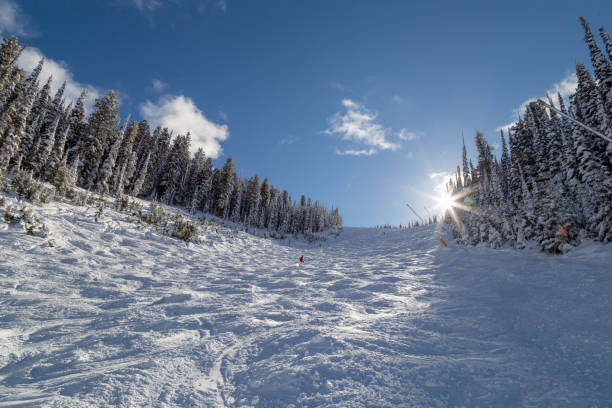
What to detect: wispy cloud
<box><xmin>123</xmin><ymin>0</ymin><xmax>227</xmax><ymax>15</ymax></box>
<box><xmin>279</xmin><ymin>135</ymin><xmax>299</xmax><ymax>145</ymax></box>
<box><xmin>325</xmin><ymin>99</ymin><xmax>400</xmax><ymax>156</ymax></box>
<box><xmin>397</xmin><ymin>128</ymin><xmax>421</xmax><ymax>141</ymax></box>
<box><xmin>0</xmin><ymin>0</ymin><xmax>35</xmax><ymax>37</ymax></box>
<box><xmin>497</xmin><ymin>72</ymin><xmax>578</xmax><ymax>133</ymax></box>
<box><xmin>335</xmin><ymin>148</ymin><xmax>377</xmax><ymax>156</ymax></box>
<box><xmin>390</xmin><ymin>94</ymin><xmax>404</xmax><ymax>104</ymax></box>
<box><xmin>217</xmin><ymin>106</ymin><xmax>229</xmax><ymax>122</ymax></box>
<box><xmin>330</xmin><ymin>81</ymin><xmax>348</xmax><ymax>91</ymax></box>
<box><xmin>428</xmin><ymin>171</ymin><xmax>455</xmax><ymax>196</ymax></box>
<box><xmin>17</xmin><ymin>47</ymin><xmax>101</xmax><ymax>113</ymax></box>
<box><xmin>140</xmin><ymin>95</ymin><xmax>229</xmax><ymax>158</ymax></box>
<box><xmin>127</xmin><ymin>0</ymin><xmax>162</xmax><ymax>13</ymax></box>
<box><xmin>151</xmin><ymin>78</ymin><xmax>167</xmax><ymax>92</ymax></box>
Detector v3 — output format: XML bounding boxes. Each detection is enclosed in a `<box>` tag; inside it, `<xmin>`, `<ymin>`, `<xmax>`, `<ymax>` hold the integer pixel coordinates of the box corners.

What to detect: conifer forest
<box><xmin>0</xmin><ymin>37</ymin><xmax>342</xmax><ymax>238</ymax></box>
<box><xmin>443</xmin><ymin>17</ymin><xmax>611</xmax><ymax>253</ymax></box>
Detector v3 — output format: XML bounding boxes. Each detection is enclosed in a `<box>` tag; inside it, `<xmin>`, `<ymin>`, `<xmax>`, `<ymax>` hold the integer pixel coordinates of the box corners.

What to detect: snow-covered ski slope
<box><xmin>1</xmin><ymin>198</ymin><xmax>612</xmax><ymax>407</ymax></box>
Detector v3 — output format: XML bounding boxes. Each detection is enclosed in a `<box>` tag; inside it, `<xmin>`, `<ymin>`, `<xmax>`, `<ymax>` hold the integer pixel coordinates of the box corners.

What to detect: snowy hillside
<box><xmin>1</xmin><ymin>196</ymin><xmax>612</xmax><ymax>407</ymax></box>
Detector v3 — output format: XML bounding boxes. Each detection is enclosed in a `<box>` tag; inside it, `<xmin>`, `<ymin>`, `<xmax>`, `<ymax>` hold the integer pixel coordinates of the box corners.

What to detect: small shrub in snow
<box><xmin>10</xmin><ymin>171</ymin><xmax>43</xmax><ymax>202</ymax></box>
<box><xmin>95</xmin><ymin>202</ymin><xmax>105</xmax><ymax>222</ymax></box>
<box><xmin>1</xmin><ymin>204</ymin><xmax>49</xmax><ymax>238</ymax></box>
<box><xmin>167</xmin><ymin>212</ymin><xmax>197</xmax><ymax>243</ymax></box>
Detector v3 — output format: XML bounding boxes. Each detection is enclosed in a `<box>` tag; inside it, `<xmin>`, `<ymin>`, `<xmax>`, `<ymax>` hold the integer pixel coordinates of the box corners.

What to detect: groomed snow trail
<box><xmin>1</xmin><ymin>199</ymin><xmax>611</xmax><ymax>407</ymax></box>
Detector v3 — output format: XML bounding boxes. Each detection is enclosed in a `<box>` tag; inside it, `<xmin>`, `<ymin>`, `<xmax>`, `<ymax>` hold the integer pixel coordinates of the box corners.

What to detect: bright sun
<box><xmin>436</xmin><ymin>193</ymin><xmax>456</xmax><ymax>211</ymax></box>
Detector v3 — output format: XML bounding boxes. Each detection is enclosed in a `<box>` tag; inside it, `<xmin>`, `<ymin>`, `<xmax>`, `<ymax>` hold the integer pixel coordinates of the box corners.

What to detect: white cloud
<box><xmin>428</xmin><ymin>171</ymin><xmax>455</xmax><ymax>196</ymax></box>
<box><xmin>140</xmin><ymin>95</ymin><xmax>229</xmax><ymax>158</ymax></box>
<box><xmin>279</xmin><ymin>135</ymin><xmax>299</xmax><ymax>145</ymax></box>
<box><xmin>17</xmin><ymin>47</ymin><xmax>101</xmax><ymax>113</ymax></box>
<box><xmin>151</xmin><ymin>78</ymin><xmax>167</xmax><ymax>92</ymax></box>
<box><xmin>125</xmin><ymin>0</ymin><xmax>226</xmax><ymax>14</ymax></box>
<box><xmin>497</xmin><ymin>72</ymin><xmax>578</xmax><ymax>133</ymax></box>
<box><xmin>217</xmin><ymin>107</ymin><xmax>229</xmax><ymax>122</ymax></box>
<box><xmin>0</xmin><ymin>0</ymin><xmax>34</xmax><ymax>37</ymax></box>
<box><xmin>391</xmin><ymin>94</ymin><xmax>404</xmax><ymax>104</ymax></box>
<box><xmin>326</xmin><ymin>99</ymin><xmax>399</xmax><ymax>156</ymax></box>
<box><xmin>397</xmin><ymin>128</ymin><xmax>421</xmax><ymax>141</ymax></box>
<box><xmin>335</xmin><ymin>148</ymin><xmax>377</xmax><ymax>156</ymax></box>
<box><xmin>129</xmin><ymin>0</ymin><xmax>162</xmax><ymax>13</ymax></box>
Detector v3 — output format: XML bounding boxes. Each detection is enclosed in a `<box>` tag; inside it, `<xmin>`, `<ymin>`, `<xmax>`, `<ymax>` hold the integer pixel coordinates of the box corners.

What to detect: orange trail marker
<box><xmin>558</xmin><ymin>225</ymin><xmax>567</xmax><ymax>237</ymax></box>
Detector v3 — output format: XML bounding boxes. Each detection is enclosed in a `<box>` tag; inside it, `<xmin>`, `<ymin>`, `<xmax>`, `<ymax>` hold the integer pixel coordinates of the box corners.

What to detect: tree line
<box><xmin>0</xmin><ymin>36</ymin><xmax>342</xmax><ymax>236</ymax></box>
<box><xmin>443</xmin><ymin>17</ymin><xmax>611</xmax><ymax>253</ymax></box>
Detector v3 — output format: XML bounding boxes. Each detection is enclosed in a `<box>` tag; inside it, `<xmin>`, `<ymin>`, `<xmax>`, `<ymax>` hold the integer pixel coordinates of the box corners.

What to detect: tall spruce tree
<box><xmin>81</xmin><ymin>91</ymin><xmax>120</xmax><ymax>189</ymax></box>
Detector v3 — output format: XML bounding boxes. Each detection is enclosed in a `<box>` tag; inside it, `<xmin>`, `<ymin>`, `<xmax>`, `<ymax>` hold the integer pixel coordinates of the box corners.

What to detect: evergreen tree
<box><xmin>8</xmin><ymin>58</ymin><xmax>43</xmax><ymax>170</ymax></box>
<box><xmin>600</xmin><ymin>27</ymin><xmax>612</xmax><ymax>62</ymax></box>
<box><xmin>580</xmin><ymin>17</ymin><xmax>612</xmax><ymax>117</ymax></box>
<box><xmin>81</xmin><ymin>91</ymin><xmax>120</xmax><ymax>189</ymax></box>
<box><xmin>245</xmin><ymin>174</ymin><xmax>261</xmax><ymax>226</ymax></box>
<box><xmin>30</xmin><ymin>114</ymin><xmax>60</xmax><ymax>178</ymax></box>
<box><xmin>214</xmin><ymin>157</ymin><xmax>236</xmax><ymax>217</ymax></box>
<box><xmin>259</xmin><ymin>177</ymin><xmax>271</xmax><ymax>228</ymax></box>
<box><xmin>43</xmin><ymin>119</ymin><xmax>70</xmax><ymax>181</ymax></box>
<box><xmin>52</xmin><ymin>153</ymin><xmax>76</xmax><ymax>196</ymax></box>
<box><xmin>112</xmin><ymin>121</ymin><xmax>138</xmax><ymax>189</ymax></box>
<box><xmin>96</xmin><ymin>116</ymin><xmax>129</xmax><ymax>194</ymax></box>
<box><xmin>130</xmin><ymin>151</ymin><xmax>150</xmax><ymax>198</ymax></box>
<box><xmin>0</xmin><ymin>65</ymin><xmax>38</xmax><ymax>176</ymax></box>
<box><xmin>65</xmin><ymin>89</ymin><xmax>87</xmax><ymax>163</ymax></box>
<box><xmin>499</xmin><ymin>130</ymin><xmax>510</xmax><ymax>198</ymax></box>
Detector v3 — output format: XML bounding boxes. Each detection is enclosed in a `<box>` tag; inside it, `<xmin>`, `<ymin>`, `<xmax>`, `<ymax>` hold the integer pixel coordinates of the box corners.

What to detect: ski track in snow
<box><xmin>1</xmin><ymin>198</ymin><xmax>612</xmax><ymax>407</ymax></box>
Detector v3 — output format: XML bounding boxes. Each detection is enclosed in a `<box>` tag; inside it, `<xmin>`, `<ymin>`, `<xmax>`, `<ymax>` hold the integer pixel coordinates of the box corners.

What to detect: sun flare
<box><xmin>436</xmin><ymin>193</ymin><xmax>456</xmax><ymax>211</ymax></box>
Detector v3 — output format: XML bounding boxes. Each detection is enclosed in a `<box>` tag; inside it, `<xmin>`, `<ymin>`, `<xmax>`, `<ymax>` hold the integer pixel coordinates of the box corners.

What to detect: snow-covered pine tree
<box><xmin>80</xmin><ymin>91</ymin><xmax>120</xmax><ymax>190</ymax></box>
<box><xmin>37</xmin><ymin>81</ymin><xmax>66</xmax><ymax>146</ymax></box>
<box><xmin>268</xmin><ymin>187</ymin><xmax>280</xmax><ymax>231</ymax></box>
<box><xmin>571</xmin><ymin>94</ymin><xmax>612</xmax><ymax>241</ymax></box>
<box><xmin>0</xmin><ymin>37</ymin><xmax>24</xmax><ymax>112</ymax></box>
<box><xmin>65</xmin><ymin>89</ymin><xmax>87</xmax><ymax>163</ymax></box>
<box><xmin>580</xmin><ymin>17</ymin><xmax>612</xmax><ymax>120</ymax></box>
<box><xmin>96</xmin><ymin>115</ymin><xmax>129</xmax><ymax>194</ymax></box>
<box><xmin>111</xmin><ymin>121</ymin><xmax>137</xmax><ymax>190</ymax></box>
<box><xmin>143</xmin><ymin>126</ymin><xmax>171</xmax><ymax>197</ymax></box>
<box><xmin>258</xmin><ymin>177</ymin><xmax>270</xmax><ymax>228</ymax></box>
<box><xmin>4</xmin><ymin>59</ymin><xmax>43</xmax><ymax>170</ymax></box>
<box><xmin>245</xmin><ymin>174</ymin><xmax>261</xmax><ymax>226</ymax></box>
<box><xmin>0</xmin><ymin>65</ymin><xmax>38</xmax><ymax>176</ymax></box>
<box><xmin>574</xmin><ymin>63</ymin><xmax>611</xmax><ymax>167</ymax></box>
<box><xmin>160</xmin><ymin>133</ymin><xmax>191</xmax><ymax>204</ymax></box>
<box><xmin>213</xmin><ymin>157</ymin><xmax>236</xmax><ymax>218</ymax></box>
<box><xmin>279</xmin><ymin>190</ymin><xmax>291</xmax><ymax>233</ymax></box>
<box><xmin>197</xmin><ymin>157</ymin><xmax>214</xmax><ymax>213</ymax></box>
<box><xmin>130</xmin><ymin>120</ymin><xmax>151</xmax><ymax>184</ymax></box>
<box><xmin>499</xmin><ymin>130</ymin><xmax>510</xmax><ymax>198</ymax></box>
<box><xmin>130</xmin><ymin>150</ymin><xmax>150</xmax><ymax>198</ymax></box>
<box><xmin>0</xmin><ymin>68</ymin><xmax>22</xmax><ymax>117</ymax></box>
<box><xmin>114</xmin><ymin>161</ymin><xmax>128</xmax><ymax>197</ymax></box>
<box><xmin>51</xmin><ymin>152</ymin><xmax>76</xmax><ymax>197</ymax></box>
<box><xmin>183</xmin><ymin>147</ymin><xmax>205</xmax><ymax>208</ymax></box>
<box><xmin>43</xmin><ymin>119</ymin><xmax>70</xmax><ymax>182</ymax></box>
<box><xmin>29</xmin><ymin>114</ymin><xmax>60</xmax><ymax>179</ymax></box>
<box><xmin>600</xmin><ymin>27</ymin><xmax>612</xmax><ymax>62</ymax></box>
<box><xmin>229</xmin><ymin>177</ymin><xmax>245</xmax><ymax>223</ymax></box>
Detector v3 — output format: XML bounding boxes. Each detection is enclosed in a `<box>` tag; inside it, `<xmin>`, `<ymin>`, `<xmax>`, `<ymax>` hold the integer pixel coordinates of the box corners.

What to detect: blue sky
<box><xmin>2</xmin><ymin>0</ymin><xmax>612</xmax><ymax>226</ymax></box>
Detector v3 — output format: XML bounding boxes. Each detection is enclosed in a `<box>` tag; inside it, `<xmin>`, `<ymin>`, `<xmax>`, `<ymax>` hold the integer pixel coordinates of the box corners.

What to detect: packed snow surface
<box><xmin>1</xmin><ymin>198</ymin><xmax>612</xmax><ymax>407</ymax></box>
